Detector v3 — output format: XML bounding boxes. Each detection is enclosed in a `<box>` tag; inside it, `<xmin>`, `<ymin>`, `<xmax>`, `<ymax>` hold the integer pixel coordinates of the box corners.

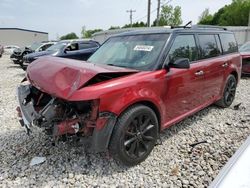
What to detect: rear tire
<box><xmin>215</xmin><ymin>74</ymin><xmax>237</xmax><ymax>108</ymax></box>
<box><xmin>109</xmin><ymin>105</ymin><xmax>159</xmax><ymax>166</ymax></box>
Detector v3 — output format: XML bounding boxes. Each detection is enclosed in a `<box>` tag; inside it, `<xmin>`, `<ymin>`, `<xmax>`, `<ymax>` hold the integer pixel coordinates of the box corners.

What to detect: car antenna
<box><xmin>184</xmin><ymin>21</ymin><xmax>192</xmax><ymax>28</ymax></box>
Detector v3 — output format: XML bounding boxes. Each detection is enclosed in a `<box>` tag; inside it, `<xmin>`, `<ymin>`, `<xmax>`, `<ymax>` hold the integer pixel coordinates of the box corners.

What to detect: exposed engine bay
<box><xmin>17</xmin><ymin>83</ymin><xmax>103</xmax><ymax>143</ymax></box>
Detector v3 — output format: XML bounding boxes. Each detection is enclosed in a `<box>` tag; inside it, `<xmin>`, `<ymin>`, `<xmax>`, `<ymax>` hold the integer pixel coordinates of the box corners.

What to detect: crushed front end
<box><xmin>17</xmin><ymin>83</ymin><xmax>117</xmax><ymax>152</ymax></box>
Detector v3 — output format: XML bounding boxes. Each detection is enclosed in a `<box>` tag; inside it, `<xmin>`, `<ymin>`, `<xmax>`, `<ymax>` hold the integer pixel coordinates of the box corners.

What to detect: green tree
<box><xmin>60</xmin><ymin>32</ymin><xmax>79</xmax><ymax>40</ymax></box>
<box><xmin>109</xmin><ymin>26</ymin><xmax>121</xmax><ymax>30</ymax></box>
<box><xmin>81</xmin><ymin>27</ymin><xmax>103</xmax><ymax>38</ymax></box>
<box><xmin>152</xmin><ymin>4</ymin><xmax>182</xmax><ymax>26</ymax></box>
<box><xmin>198</xmin><ymin>8</ymin><xmax>213</xmax><ymax>25</ymax></box>
<box><xmin>122</xmin><ymin>21</ymin><xmax>147</xmax><ymax>28</ymax></box>
<box><xmin>210</xmin><ymin>7</ymin><xmax>226</xmax><ymax>25</ymax></box>
<box><xmin>218</xmin><ymin>0</ymin><xmax>250</xmax><ymax>26</ymax></box>
<box><xmin>199</xmin><ymin>0</ymin><xmax>250</xmax><ymax>26</ymax></box>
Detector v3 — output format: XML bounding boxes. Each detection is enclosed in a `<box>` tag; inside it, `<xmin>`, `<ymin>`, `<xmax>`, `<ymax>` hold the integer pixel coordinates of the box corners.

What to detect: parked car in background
<box><xmin>4</xmin><ymin>45</ymin><xmax>20</xmax><ymax>54</ymax></box>
<box><xmin>239</xmin><ymin>41</ymin><xmax>250</xmax><ymax>75</ymax></box>
<box><xmin>22</xmin><ymin>39</ymin><xmax>100</xmax><ymax>67</ymax></box>
<box><xmin>17</xmin><ymin>26</ymin><xmax>241</xmax><ymax>166</ymax></box>
<box><xmin>10</xmin><ymin>41</ymin><xmax>56</xmax><ymax>65</ymax></box>
<box><xmin>0</xmin><ymin>44</ymin><xmax>3</xmax><ymax>57</ymax></box>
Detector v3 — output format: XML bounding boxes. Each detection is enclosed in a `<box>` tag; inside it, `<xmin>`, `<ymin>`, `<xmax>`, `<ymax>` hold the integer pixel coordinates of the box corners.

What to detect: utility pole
<box><xmin>126</xmin><ymin>9</ymin><xmax>136</xmax><ymax>27</ymax></box>
<box><xmin>248</xmin><ymin>10</ymin><xmax>250</xmax><ymax>26</ymax></box>
<box><xmin>147</xmin><ymin>0</ymin><xmax>151</xmax><ymax>27</ymax></box>
<box><xmin>156</xmin><ymin>0</ymin><xmax>161</xmax><ymax>26</ymax></box>
<box><xmin>247</xmin><ymin>10</ymin><xmax>250</xmax><ymax>43</ymax></box>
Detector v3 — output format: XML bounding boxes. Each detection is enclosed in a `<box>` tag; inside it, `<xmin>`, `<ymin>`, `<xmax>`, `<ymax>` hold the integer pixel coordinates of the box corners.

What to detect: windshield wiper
<box><xmin>106</xmin><ymin>63</ymin><xmax>128</xmax><ymax>68</ymax></box>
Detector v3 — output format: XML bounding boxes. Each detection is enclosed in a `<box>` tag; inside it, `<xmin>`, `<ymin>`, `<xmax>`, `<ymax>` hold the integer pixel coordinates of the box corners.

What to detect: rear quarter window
<box><xmin>220</xmin><ymin>33</ymin><xmax>238</xmax><ymax>54</ymax></box>
<box><xmin>79</xmin><ymin>43</ymin><xmax>98</xmax><ymax>50</ymax></box>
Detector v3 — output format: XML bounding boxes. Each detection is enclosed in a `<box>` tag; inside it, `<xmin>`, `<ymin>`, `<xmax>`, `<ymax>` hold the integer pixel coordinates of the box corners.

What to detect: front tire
<box><xmin>216</xmin><ymin>74</ymin><xmax>237</xmax><ymax>108</ymax></box>
<box><xmin>109</xmin><ymin>105</ymin><xmax>159</xmax><ymax>166</ymax></box>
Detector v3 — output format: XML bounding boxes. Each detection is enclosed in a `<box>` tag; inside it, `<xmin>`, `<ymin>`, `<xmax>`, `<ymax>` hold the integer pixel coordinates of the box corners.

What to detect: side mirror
<box><xmin>168</xmin><ymin>58</ymin><xmax>190</xmax><ymax>69</ymax></box>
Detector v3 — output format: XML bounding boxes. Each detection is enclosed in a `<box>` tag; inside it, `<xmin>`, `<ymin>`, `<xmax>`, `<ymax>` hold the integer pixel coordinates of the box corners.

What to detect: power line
<box><xmin>134</xmin><ymin>0</ymin><xmax>173</xmax><ymax>24</ymax></box>
<box><xmin>126</xmin><ymin>9</ymin><xmax>136</xmax><ymax>27</ymax></box>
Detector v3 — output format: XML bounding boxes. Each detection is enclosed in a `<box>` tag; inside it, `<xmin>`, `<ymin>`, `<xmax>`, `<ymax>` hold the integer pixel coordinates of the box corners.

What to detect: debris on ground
<box><xmin>29</xmin><ymin>156</ymin><xmax>46</xmax><ymax>166</ymax></box>
<box><xmin>233</xmin><ymin>103</ymin><xmax>242</xmax><ymax>110</ymax></box>
<box><xmin>189</xmin><ymin>140</ymin><xmax>208</xmax><ymax>154</ymax></box>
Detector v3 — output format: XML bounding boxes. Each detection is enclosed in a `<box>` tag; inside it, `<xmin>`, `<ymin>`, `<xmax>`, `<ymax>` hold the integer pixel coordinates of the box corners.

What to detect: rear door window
<box><xmin>65</xmin><ymin>43</ymin><xmax>79</xmax><ymax>51</ymax></box>
<box><xmin>198</xmin><ymin>34</ymin><xmax>221</xmax><ymax>59</ymax></box>
<box><xmin>41</xmin><ymin>44</ymin><xmax>52</xmax><ymax>51</ymax></box>
<box><xmin>79</xmin><ymin>43</ymin><xmax>98</xmax><ymax>50</ymax></box>
<box><xmin>219</xmin><ymin>33</ymin><xmax>238</xmax><ymax>54</ymax></box>
<box><xmin>168</xmin><ymin>35</ymin><xmax>198</xmax><ymax>63</ymax></box>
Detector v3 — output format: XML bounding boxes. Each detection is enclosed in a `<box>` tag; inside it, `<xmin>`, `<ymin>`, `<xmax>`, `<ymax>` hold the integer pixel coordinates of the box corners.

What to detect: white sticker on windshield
<box><xmin>134</xmin><ymin>45</ymin><xmax>154</xmax><ymax>52</ymax></box>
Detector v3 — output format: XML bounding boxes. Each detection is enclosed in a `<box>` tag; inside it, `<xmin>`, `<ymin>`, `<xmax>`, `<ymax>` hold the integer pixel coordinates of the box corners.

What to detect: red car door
<box><xmin>197</xmin><ymin>34</ymin><xmax>225</xmax><ymax>101</ymax></box>
<box><xmin>163</xmin><ymin>34</ymin><xmax>206</xmax><ymax>127</ymax></box>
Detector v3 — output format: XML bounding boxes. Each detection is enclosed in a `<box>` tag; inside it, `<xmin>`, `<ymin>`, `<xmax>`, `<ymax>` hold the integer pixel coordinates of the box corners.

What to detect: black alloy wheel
<box><xmin>124</xmin><ymin>114</ymin><xmax>156</xmax><ymax>158</ymax></box>
<box><xmin>224</xmin><ymin>76</ymin><xmax>237</xmax><ymax>105</ymax></box>
<box><xmin>216</xmin><ymin>74</ymin><xmax>237</xmax><ymax>108</ymax></box>
<box><xmin>109</xmin><ymin>105</ymin><xmax>159</xmax><ymax>166</ymax></box>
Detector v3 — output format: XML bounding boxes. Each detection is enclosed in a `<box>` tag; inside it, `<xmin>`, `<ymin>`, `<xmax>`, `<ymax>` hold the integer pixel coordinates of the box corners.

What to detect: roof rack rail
<box><xmin>171</xmin><ymin>25</ymin><xmax>192</xmax><ymax>29</ymax></box>
<box><xmin>168</xmin><ymin>22</ymin><xmax>227</xmax><ymax>31</ymax></box>
<box><xmin>192</xmin><ymin>25</ymin><xmax>227</xmax><ymax>30</ymax></box>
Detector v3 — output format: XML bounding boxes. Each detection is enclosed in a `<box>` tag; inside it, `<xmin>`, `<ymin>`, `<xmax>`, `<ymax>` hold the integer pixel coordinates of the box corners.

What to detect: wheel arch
<box><xmin>230</xmin><ymin>70</ymin><xmax>239</xmax><ymax>84</ymax></box>
<box><xmin>117</xmin><ymin>100</ymin><xmax>162</xmax><ymax>132</ymax></box>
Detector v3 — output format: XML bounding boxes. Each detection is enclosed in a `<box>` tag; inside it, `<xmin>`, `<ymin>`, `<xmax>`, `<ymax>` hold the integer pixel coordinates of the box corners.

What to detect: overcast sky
<box><xmin>0</xmin><ymin>0</ymin><xmax>232</xmax><ymax>39</ymax></box>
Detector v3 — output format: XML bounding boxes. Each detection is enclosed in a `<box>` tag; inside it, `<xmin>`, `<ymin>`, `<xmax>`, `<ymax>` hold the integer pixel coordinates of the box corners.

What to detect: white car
<box><xmin>4</xmin><ymin>45</ymin><xmax>20</xmax><ymax>54</ymax></box>
<box><xmin>210</xmin><ymin>136</ymin><xmax>250</xmax><ymax>187</ymax></box>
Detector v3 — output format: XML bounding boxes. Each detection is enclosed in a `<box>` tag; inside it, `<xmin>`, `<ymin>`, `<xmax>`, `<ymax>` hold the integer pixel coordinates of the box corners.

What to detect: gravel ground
<box><xmin>0</xmin><ymin>54</ymin><xmax>249</xmax><ymax>188</ymax></box>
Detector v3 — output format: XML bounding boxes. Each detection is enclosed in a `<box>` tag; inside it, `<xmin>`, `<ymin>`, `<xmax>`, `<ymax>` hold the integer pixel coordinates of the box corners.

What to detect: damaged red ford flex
<box><xmin>17</xmin><ymin>26</ymin><xmax>241</xmax><ymax>166</ymax></box>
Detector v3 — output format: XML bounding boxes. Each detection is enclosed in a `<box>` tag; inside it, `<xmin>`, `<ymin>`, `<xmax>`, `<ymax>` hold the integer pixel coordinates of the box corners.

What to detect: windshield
<box><xmin>88</xmin><ymin>34</ymin><xmax>169</xmax><ymax>70</ymax></box>
<box><xmin>30</xmin><ymin>42</ymin><xmax>42</xmax><ymax>51</ymax></box>
<box><xmin>239</xmin><ymin>42</ymin><xmax>250</xmax><ymax>52</ymax></box>
<box><xmin>46</xmin><ymin>41</ymin><xmax>68</xmax><ymax>52</ymax></box>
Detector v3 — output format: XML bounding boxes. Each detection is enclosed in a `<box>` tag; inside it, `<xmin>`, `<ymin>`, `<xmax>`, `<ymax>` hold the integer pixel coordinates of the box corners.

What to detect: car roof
<box><xmin>59</xmin><ymin>39</ymin><xmax>97</xmax><ymax>43</ymax></box>
<box><xmin>113</xmin><ymin>25</ymin><xmax>234</xmax><ymax>37</ymax></box>
<box><xmin>4</xmin><ymin>45</ymin><xmax>19</xmax><ymax>48</ymax></box>
<box><xmin>41</xmin><ymin>41</ymin><xmax>57</xmax><ymax>45</ymax></box>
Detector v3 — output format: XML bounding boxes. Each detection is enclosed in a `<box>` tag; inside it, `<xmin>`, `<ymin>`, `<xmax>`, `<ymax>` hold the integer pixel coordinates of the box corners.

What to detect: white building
<box><xmin>0</xmin><ymin>28</ymin><xmax>48</xmax><ymax>48</ymax></box>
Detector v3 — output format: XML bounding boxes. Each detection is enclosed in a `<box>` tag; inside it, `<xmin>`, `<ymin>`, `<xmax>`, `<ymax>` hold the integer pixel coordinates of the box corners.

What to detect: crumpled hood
<box><xmin>27</xmin><ymin>57</ymin><xmax>138</xmax><ymax>99</ymax></box>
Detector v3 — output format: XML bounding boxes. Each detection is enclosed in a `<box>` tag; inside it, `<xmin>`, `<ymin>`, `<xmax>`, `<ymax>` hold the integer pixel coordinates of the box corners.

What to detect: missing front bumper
<box><xmin>17</xmin><ymin>85</ymin><xmax>41</xmax><ymax>125</ymax></box>
<box><xmin>16</xmin><ymin>84</ymin><xmax>117</xmax><ymax>152</ymax></box>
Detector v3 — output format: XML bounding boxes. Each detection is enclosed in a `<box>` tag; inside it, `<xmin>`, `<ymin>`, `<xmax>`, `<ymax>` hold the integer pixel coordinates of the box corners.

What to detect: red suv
<box><xmin>17</xmin><ymin>26</ymin><xmax>241</xmax><ymax>166</ymax></box>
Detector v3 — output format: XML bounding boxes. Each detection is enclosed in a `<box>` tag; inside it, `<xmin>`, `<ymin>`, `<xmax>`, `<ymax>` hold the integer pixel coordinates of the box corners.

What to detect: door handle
<box><xmin>195</xmin><ymin>70</ymin><xmax>204</xmax><ymax>76</ymax></box>
<box><xmin>222</xmin><ymin>62</ymin><xmax>229</xmax><ymax>68</ymax></box>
